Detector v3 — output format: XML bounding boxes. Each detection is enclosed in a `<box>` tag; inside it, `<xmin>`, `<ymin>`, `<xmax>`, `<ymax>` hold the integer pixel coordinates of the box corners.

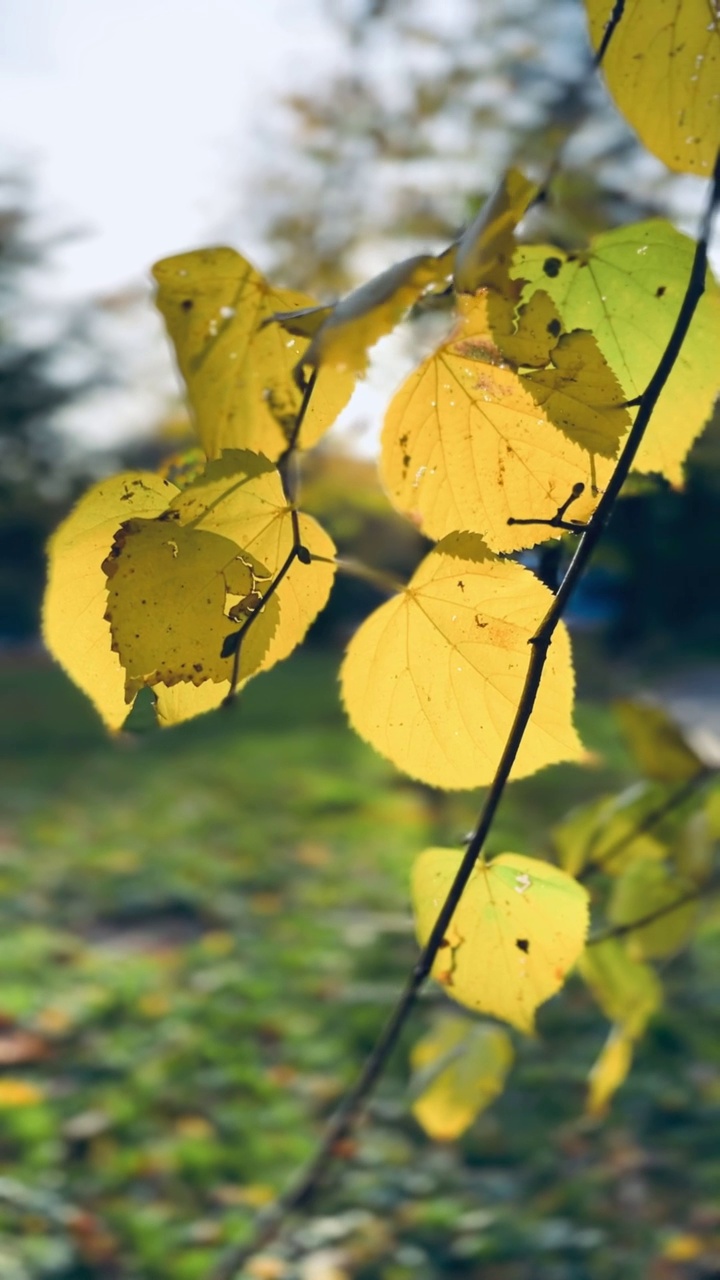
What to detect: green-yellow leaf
<box><xmin>169</xmin><ymin>450</ymin><xmax>336</xmax><ymax>675</ymax></box>
<box><xmin>410</xmin><ymin>1015</ymin><xmax>513</xmax><ymax>1140</ymax></box>
<box><xmin>608</xmin><ymin>860</ymin><xmax>697</xmax><ymax>959</ymax></box>
<box><xmin>579</xmin><ymin>938</ymin><xmax>662</xmax><ymax>1037</ymax></box>
<box><xmin>279</xmin><ymin>249</ymin><xmax>454</xmax><ymax>378</ymax></box>
<box><xmin>614</xmin><ymin>699</ymin><xmax>707</xmax><ymax>783</ymax></box>
<box><xmin>587</xmin><ymin>1025</ymin><xmax>635</xmax><ymax>1116</ymax></box>
<box><xmin>152</xmin><ymin>248</ymin><xmax>354</xmax><ymax>461</ymax></box>
<box><xmin>103</xmin><ymin>518</ymin><xmax>278</xmax><ymax>699</ymax></box>
<box><xmin>412</xmin><ymin>849</ymin><xmax>590</xmax><ymax>1033</ymax></box>
<box><xmin>42</xmin><ymin>472</ymin><xmax>179</xmax><ymax>730</ymax></box>
<box><xmin>552</xmin><ymin>785</ymin><xmax>666</xmax><ymax>878</ymax></box>
<box><xmin>585</xmin><ymin>0</ymin><xmax>720</xmax><ymax>175</ymax></box>
<box><xmin>520</xmin><ymin>329</ymin><xmax>630</xmax><ymax>458</ymax></box>
<box><xmin>514</xmin><ymin>222</ymin><xmax>720</xmax><ymax>485</ymax></box>
<box><xmin>381</xmin><ymin>292</ymin><xmax>614</xmax><ymax>550</ymax></box>
<box><xmin>340</xmin><ymin>531</ymin><xmax>584</xmax><ymax>790</ymax></box>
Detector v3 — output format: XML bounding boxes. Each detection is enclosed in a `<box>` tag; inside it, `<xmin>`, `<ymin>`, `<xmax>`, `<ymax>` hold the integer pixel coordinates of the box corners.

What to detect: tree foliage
<box><xmin>40</xmin><ymin>0</ymin><xmax>720</xmax><ymax>1270</ymax></box>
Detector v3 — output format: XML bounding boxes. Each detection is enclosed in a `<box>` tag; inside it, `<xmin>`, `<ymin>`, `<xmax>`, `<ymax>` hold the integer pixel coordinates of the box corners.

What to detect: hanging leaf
<box><xmin>103</xmin><ymin>518</ymin><xmax>278</xmax><ymax>700</ymax></box>
<box><xmin>454</xmin><ymin>168</ymin><xmax>538</xmax><ymax>295</ymax></box>
<box><xmin>411</xmin><ymin>849</ymin><xmax>589</xmax><ymax>1033</ymax></box>
<box><xmin>579</xmin><ymin>939</ymin><xmax>662</xmax><ymax>1036</ymax></box>
<box><xmin>274</xmin><ymin>249</ymin><xmax>454</xmax><ymax>378</ymax></box>
<box><xmin>381</xmin><ymin>291</ymin><xmax>614</xmax><ymax>550</ymax></box>
<box><xmin>587</xmin><ymin>1025</ymin><xmax>635</xmax><ymax>1117</ymax></box>
<box><xmin>580</xmin><ymin>939</ymin><xmax>662</xmax><ymax>1113</ymax></box>
<box><xmin>410</xmin><ymin>1015</ymin><xmax>513</xmax><ymax>1140</ymax></box>
<box><xmin>154</xmin><ymin>679</ymin><xmax>233</xmax><ymax>727</ymax></box>
<box><xmin>585</xmin><ymin>0</ymin><xmax>720</xmax><ymax>176</ymax></box>
<box><xmin>514</xmin><ymin>222</ymin><xmax>720</xmax><ymax>484</ymax></box>
<box><xmin>552</xmin><ymin>785</ymin><xmax>667</xmax><ymax>877</ymax></box>
<box><xmin>43</xmin><ymin>472</ymin><xmax>179</xmax><ymax>730</ymax></box>
<box><xmin>520</xmin><ymin>329</ymin><xmax>630</xmax><ymax>457</ymax></box>
<box><xmin>608</xmin><ymin>860</ymin><xmax>697</xmax><ymax>959</ymax></box>
<box><xmin>169</xmin><ymin>450</ymin><xmax>336</xmax><ymax>676</ymax></box>
<box><xmin>153</xmin><ymin>248</ymin><xmax>354</xmax><ymax>462</ymax></box>
<box><xmin>340</xmin><ymin>531</ymin><xmax>584</xmax><ymax>790</ymax></box>
<box><xmin>614</xmin><ymin>699</ymin><xmax>707</xmax><ymax>783</ymax></box>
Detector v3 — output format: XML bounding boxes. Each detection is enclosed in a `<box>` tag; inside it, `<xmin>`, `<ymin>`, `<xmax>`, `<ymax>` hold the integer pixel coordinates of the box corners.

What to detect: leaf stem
<box><xmin>208</xmin><ymin>150</ymin><xmax>720</xmax><ymax>1280</ymax></box>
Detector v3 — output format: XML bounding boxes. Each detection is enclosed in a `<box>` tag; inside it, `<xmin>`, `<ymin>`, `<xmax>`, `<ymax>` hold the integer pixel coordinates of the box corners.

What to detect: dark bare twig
<box><xmin>208</xmin><ymin>150</ymin><xmax>720</xmax><ymax>1280</ymax></box>
<box><xmin>594</xmin><ymin>0</ymin><xmax>626</xmax><ymax>69</ymax></box>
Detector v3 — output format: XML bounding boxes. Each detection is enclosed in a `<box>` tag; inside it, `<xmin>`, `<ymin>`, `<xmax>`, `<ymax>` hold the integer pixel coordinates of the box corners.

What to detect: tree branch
<box><xmin>207</xmin><ymin>150</ymin><xmax>720</xmax><ymax>1280</ymax></box>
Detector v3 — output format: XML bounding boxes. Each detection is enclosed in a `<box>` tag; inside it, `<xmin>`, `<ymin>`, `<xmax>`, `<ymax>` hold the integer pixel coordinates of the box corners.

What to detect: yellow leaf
<box><xmin>520</xmin><ymin>329</ymin><xmax>630</xmax><ymax>458</ymax></box>
<box><xmin>0</xmin><ymin>1079</ymin><xmax>44</xmax><ymax>1108</ymax></box>
<box><xmin>170</xmin><ymin>450</ymin><xmax>336</xmax><ymax>677</ymax></box>
<box><xmin>587</xmin><ymin>1025</ymin><xmax>634</xmax><ymax>1116</ymax></box>
<box><xmin>154</xmin><ymin>680</ymin><xmax>230</xmax><ymax>726</ymax></box>
<box><xmin>103</xmin><ymin>517</ymin><xmax>278</xmax><ymax>699</ymax></box>
<box><xmin>586</xmin><ymin>0</ymin><xmax>720</xmax><ymax>176</ymax></box>
<box><xmin>410</xmin><ymin>1014</ymin><xmax>513</xmax><ymax>1140</ymax></box>
<box><xmin>662</xmin><ymin>1234</ymin><xmax>704</xmax><ymax>1262</ymax></box>
<box><xmin>42</xmin><ymin>472</ymin><xmax>179</xmax><ymax>730</ymax></box>
<box><xmin>579</xmin><ymin>939</ymin><xmax>661</xmax><ymax>1037</ymax></box>
<box><xmin>514</xmin><ymin>223</ymin><xmax>720</xmax><ymax>485</ymax></box>
<box><xmin>340</xmin><ymin>531</ymin><xmax>583</xmax><ymax>790</ymax></box>
<box><xmin>152</xmin><ymin>248</ymin><xmax>354</xmax><ymax>461</ymax></box>
<box><xmin>614</xmin><ymin>699</ymin><xmax>706</xmax><ymax>783</ymax></box>
<box><xmin>608</xmin><ymin>861</ymin><xmax>697</xmax><ymax>959</ymax></box>
<box><xmin>277</xmin><ymin>249</ymin><xmax>454</xmax><ymax>378</ymax></box>
<box><xmin>412</xmin><ymin>849</ymin><xmax>590</xmax><ymax>1033</ymax></box>
<box><xmin>381</xmin><ymin>292</ymin><xmax>613</xmax><ymax>550</ymax></box>
<box><xmin>455</xmin><ymin>168</ymin><xmax>538</xmax><ymax>294</ymax></box>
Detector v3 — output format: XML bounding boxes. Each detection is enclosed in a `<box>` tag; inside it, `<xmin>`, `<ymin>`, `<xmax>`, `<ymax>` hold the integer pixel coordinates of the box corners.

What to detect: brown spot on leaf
<box><xmin>543</xmin><ymin>256</ymin><xmax>562</xmax><ymax>278</ymax></box>
<box><xmin>516</xmin><ymin>938</ymin><xmax>530</xmax><ymax>953</ymax></box>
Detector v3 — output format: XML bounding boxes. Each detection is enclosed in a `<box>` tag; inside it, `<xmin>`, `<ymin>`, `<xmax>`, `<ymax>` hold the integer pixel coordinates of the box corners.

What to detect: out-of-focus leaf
<box><xmin>608</xmin><ymin>860</ymin><xmax>697</xmax><ymax>959</ymax></box>
<box><xmin>587</xmin><ymin>1025</ymin><xmax>634</xmax><ymax>1117</ymax></box>
<box><xmin>410</xmin><ymin>1014</ymin><xmax>513</xmax><ymax>1140</ymax></box>
<box><xmin>614</xmin><ymin>699</ymin><xmax>707</xmax><ymax>783</ymax></box>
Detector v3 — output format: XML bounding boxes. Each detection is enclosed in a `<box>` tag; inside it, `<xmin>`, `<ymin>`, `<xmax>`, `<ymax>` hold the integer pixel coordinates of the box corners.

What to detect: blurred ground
<box><xmin>2</xmin><ymin>648</ymin><xmax>720</xmax><ymax>1280</ymax></box>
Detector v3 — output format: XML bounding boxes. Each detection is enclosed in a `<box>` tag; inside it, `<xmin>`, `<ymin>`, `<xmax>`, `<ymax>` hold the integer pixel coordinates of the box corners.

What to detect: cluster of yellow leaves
<box><xmin>44</xmin><ymin>454</ymin><xmax>336</xmax><ymax>730</ymax></box>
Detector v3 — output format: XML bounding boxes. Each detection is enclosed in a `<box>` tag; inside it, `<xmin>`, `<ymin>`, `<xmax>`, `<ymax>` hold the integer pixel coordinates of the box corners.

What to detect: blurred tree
<box><xmin>0</xmin><ymin>175</ymin><xmax>101</xmax><ymax>640</ymax></box>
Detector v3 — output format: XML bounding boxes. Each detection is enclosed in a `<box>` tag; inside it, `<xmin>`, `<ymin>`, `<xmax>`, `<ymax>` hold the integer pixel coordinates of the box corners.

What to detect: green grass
<box><xmin>2</xmin><ymin>650</ymin><xmax>720</xmax><ymax>1280</ymax></box>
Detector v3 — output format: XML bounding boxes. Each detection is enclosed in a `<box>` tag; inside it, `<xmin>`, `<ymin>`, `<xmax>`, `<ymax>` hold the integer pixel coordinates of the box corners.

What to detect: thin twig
<box><xmin>208</xmin><ymin>151</ymin><xmax>720</xmax><ymax>1280</ymax></box>
<box><xmin>594</xmin><ymin>0</ymin><xmax>626</xmax><ymax>69</ymax></box>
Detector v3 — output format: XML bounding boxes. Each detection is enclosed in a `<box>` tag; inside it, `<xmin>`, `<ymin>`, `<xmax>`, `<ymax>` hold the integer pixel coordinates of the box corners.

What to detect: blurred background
<box><xmin>2</xmin><ymin>1</ymin><xmax>720</xmax><ymax>1277</ymax></box>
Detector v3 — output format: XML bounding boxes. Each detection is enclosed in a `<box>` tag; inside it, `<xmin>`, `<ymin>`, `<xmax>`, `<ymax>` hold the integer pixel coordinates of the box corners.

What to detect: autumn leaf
<box><xmin>168</xmin><ymin>450</ymin><xmax>336</xmax><ymax>681</ymax></box>
<box><xmin>153</xmin><ymin>248</ymin><xmax>354</xmax><ymax>461</ymax></box>
<box><xmin>614</xmin><ymin>699</ymin><xmax>708</xmax><ymax>783</ymax></box>
<box><xmin>587</xmin><ymin>1025</ymin><xmax>635</xmax><ymax>1117</ymax></box>
<box><xmin>580</xmin><ymin>938</ymin><xmax>662</xmax><ymax>1113</ymax></box>
<box><xmin>552</xmin><ymin>788</ymin><xmax>666</xmax><ymax>878</ymax></box>
<box><xmin>608</xmin><ymin>861</ymin><xmax>697</xmax><ymax>959</ymax></box>
<box><xmin>43</xmin><ymin>472</ymin><xmax>179</xmax><ymax>730</ymax></box>
<box><xmin>585</xmin><ymin>0</ymin><xmax>720</xmax><ymax>176</ymax></box>
<box><xmin>412</xmin><ymin>849</ymin><xmax>589</xmax><ymax>1032</ymax></box>
<box><xmin>103</xmin><ymin>517</ymin><xmax>278</xmax><ymax>699</ymax></box>
<box><xmin>274</xmin><ymin>248</ymin><xmax>454</xmax><ymax>378</ymax></box>
<box><xmin>514</xmin><ymin>222</ymin><xmax>720</xmax><ymax>485</ymax></box>
<box><xmin>340</xmin><ymin>531</ymin><xmax>584</xmax><ymax>789</ymax></box>
<box><xmin>454</xmin><ymin>167</ymin><xmax>538</xmax><ymax>295</ymax></box>
<box><xmin>410</xmin><ymin>1015</ymin><xmax>513</xmax><ymax>1140</ymax></box>
<box><xmin>381</xmin><ymin>291</ymin><xmax>614</xmax><ymax>550</ymax></box>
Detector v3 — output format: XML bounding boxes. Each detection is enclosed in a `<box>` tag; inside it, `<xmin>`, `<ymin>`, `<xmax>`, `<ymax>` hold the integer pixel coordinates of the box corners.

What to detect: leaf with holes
<box><xmin>103</xmin><ymin>518</ymin><xmax>278</xmax><ymax>700</ymax></box>
<box><xmin>43</xmin><ymin>472</ymin><xmax>179</xmax><ymax>730</ymax></box>
<box><xmin>411</xmin><ymin>849</ymin><xmax>589</xmax><ymax>1033</ymax></box>
<box><xmin>153</xmin><ymin>248</ymin><xmax>354</xmax><ymax>461</ymax></box>
<box><xmin>381</xmin><ymin>292</ymin><xmax>614</xmax><ymax>549</ymax></box>
<box><xmin>514</xmin><ymin>222</ymin><xmax>720</xmax><ymax>484</ymax></box>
